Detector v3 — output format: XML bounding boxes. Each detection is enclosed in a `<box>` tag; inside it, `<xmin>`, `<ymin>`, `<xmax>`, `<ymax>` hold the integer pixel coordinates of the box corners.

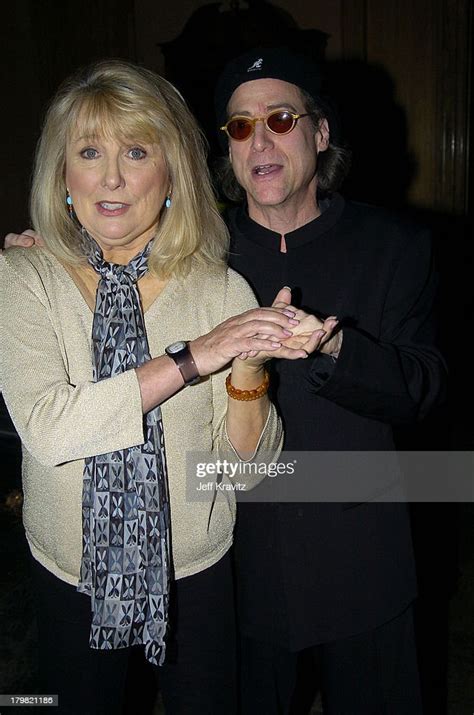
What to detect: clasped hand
<box><xmin>237</xmin><ymin>287</ymin><xmax>340</xmax><ymax>365</ymax></box>
<box><xmin>190</xmin><ymin>287</ymin><xmax>340</xmax><ymax>376</ymax></box>
<box><xmin>190</xmin><ymin>304</ymin><xmax>301</xmax><ymax>377</ymax></box>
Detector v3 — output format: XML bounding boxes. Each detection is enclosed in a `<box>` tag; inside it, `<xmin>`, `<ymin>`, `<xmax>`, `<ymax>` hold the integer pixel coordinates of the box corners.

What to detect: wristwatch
<box><xmin>165</xmin><ymin>341</ymin><xmax>200</xmax><ymax>386</ymax></box>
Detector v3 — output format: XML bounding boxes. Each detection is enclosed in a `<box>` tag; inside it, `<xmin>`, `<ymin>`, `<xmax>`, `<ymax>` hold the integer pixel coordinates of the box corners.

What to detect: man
<box><xmin>213</xmin><ymin>46</ymin><xmax>447</xmax><ymax>714</ymax></box>
<box><xmin>4</xmin><ymin>46</ymin><xmax>447</xmax><ymax>714</ymax></box>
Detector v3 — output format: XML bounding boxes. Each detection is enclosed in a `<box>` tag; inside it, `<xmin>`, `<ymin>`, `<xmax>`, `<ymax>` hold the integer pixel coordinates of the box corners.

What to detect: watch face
<box><xmin>166</xmin><ymin>341</ymin><xmax>187</xmax><ymax>354</ymax></box>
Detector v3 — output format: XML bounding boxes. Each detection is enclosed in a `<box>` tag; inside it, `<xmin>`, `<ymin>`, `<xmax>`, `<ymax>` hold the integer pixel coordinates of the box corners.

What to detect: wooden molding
<box><xmin>435</xmin><ymin>0</ymin><xmax>472</xmax><ymax>214</ymax></box>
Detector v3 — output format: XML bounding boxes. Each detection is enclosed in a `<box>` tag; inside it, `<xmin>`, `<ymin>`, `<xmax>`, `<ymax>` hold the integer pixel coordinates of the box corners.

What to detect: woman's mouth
<box><xmin>96</xmin><ymin>202</ymin><xmax>130</xmax><ymax>216</ymax></box>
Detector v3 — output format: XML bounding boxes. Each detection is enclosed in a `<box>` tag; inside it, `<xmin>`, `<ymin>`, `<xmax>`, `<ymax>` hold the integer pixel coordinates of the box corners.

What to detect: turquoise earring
<box><xmin>165</xmin><ymin>195</ymin><xmax>172</xmax><ymax>209</ymax></box>
<box><xmin>66</xmin><ymin>190</ymin><xmax>74</xmax><ymax>216</ymax></box>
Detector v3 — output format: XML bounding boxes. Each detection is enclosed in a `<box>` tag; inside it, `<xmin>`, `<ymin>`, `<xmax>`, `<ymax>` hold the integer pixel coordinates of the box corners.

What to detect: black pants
<box><xmin>239</xmin><ymin>605</ymin><xmax>422</xmax><ymax>715</ymax></box>
<box><xmin>31</xmin><ymin>553</ymin><xmax>237</xmax><ymax>715</ymax></box>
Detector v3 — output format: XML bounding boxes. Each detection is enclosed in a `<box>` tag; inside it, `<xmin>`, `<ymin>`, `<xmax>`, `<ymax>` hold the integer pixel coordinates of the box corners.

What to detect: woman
<box><xmin>0</xmin><ymin>59</ymin><xmax>325</xmax><ymax>714</ymax></box>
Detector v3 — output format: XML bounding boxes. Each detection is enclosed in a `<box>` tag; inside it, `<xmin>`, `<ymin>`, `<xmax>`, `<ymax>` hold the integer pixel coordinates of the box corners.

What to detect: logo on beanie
<box><xmin>247</xmin><ymin>58</ymin><xmax>263</xmax><ymax>72</ymax></box>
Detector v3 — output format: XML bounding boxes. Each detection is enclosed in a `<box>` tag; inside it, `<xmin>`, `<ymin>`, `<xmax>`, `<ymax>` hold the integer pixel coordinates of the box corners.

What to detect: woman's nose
<box><xmin>101</xmin><ymin>158</ymin><xmax>125</xmax><ymax>190</ymax></box>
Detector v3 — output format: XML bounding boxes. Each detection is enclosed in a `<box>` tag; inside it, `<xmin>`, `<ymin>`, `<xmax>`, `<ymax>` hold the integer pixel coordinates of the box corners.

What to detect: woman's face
<box><xmin>65</xmin><ymin>129</ymin><xmax>170</xmax><ymax>263</ymax></box>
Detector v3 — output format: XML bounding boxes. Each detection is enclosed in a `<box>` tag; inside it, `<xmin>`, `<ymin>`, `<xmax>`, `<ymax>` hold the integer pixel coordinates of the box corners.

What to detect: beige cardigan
<box><xmin>0</xmin><ymin>248</ymin><xmax>282</xmax><ymax>585</ymax></box>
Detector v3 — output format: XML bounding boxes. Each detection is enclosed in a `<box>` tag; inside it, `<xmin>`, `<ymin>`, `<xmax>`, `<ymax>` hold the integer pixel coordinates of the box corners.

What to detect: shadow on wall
<box><xmin>158</xmin><ymin>2</ymin><xmax>417</xmax><ymax>214</ymax></box>
<box><xmin>159</xmin><ymin>0</ymin><xmax>329</xmax><ymax>160</ymax></box>
<box><xmin>321</xmin><ymin>58</ymin><xmax>417</xmax><ymax>210</ymax></box>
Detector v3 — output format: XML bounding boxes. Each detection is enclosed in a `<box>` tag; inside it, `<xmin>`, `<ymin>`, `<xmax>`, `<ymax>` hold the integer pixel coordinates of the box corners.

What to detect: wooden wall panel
<box><xmin>341</xmin><ymin>0</ymin><xmax>367</xmax><ymax>60</ymax></box>
<box><xmin>435</xmin><ymin>0</ymin><xmax>472</xmax><ymax>214</ymax></box>
<box><xmin>340</xmin><ymin>0</ymin><xmax>471</xmax><ymax>214</ymax></box>
<box><xmin>367</xmin><ymin>0</ymin><xmax>438</xmax><ymax>208</ymax></box>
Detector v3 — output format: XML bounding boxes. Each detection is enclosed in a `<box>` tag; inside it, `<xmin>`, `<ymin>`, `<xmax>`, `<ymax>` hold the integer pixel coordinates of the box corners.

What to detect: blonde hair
<box><xmin>30</xmin><ymin>59</ymin><xmax>229</xmax><ymax>277</ymax></box>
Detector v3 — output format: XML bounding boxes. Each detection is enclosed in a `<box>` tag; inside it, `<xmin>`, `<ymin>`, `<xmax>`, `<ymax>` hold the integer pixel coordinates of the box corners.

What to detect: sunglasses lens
<box><xmin>225</xmin><ymin>111</ymin><xmax>299</xmax><ymax>140</ymax></box>
<box><xmin>267</xmin><ymin>111</ymin><xmax>295</xmax><ymax>134</ymax></box>
<box><xmin>226</xmin><ymin>118</ymin><xmax>253</xmax><ymax>141</ymax></box>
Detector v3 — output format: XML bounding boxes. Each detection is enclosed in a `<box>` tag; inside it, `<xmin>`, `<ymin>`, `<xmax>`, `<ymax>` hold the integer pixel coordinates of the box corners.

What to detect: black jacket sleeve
<box><xmin>311</xmin><ymin>230</ymin><xmax>447</xmax><ymax>424</ymax></box>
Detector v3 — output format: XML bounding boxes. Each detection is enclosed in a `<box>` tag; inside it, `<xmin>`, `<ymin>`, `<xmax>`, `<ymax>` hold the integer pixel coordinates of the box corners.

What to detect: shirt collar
<box><xmin>233</xmin><ymin>193</ymin><xmax>345</xmax><ymax>251</ymax></box>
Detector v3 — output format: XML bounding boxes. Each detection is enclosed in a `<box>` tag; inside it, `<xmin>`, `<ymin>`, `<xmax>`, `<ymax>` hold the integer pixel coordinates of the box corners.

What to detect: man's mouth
<box><xmin>253</xmin><ymin>164</ymin><xmax>279</xmax><ymax>176</ymax></box>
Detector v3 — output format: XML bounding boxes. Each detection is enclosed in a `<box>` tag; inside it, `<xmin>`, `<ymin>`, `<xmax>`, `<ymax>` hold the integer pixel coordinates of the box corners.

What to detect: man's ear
<box><xmin>228</xmin><ymin>144</ymin><xmax>232</xmax><ymax>162</ymax></box>
<box><xmin>316</xmin><ymin>118</ymin><xmax>330</xmax><ymax>152</ymax></box>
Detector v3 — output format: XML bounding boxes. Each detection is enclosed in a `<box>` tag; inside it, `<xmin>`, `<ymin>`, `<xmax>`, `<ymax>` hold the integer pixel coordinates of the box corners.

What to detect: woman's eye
<box><xmin>80</xmin><ymin>147</ymin><xmax>99</xmax><ymax>160</ymax></box>
<box><xmin>128</xmin><ymin>147</ymin><xmax>146</xmax><ymax>160</ymax></box>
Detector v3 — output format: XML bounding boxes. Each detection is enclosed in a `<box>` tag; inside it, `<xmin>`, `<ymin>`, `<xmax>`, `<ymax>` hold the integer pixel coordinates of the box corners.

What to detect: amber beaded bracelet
<box><xmin>225</xmin><ymin>369</ymin><xmax>270</xmax><ymax>401</ymax></box>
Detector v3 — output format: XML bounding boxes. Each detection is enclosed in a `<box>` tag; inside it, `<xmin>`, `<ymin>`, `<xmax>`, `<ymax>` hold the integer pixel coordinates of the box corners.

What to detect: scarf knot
<box><xmin>88</xmin><ymin>238</ymin><xmax>152</xmax><ymax>284</ymax></box>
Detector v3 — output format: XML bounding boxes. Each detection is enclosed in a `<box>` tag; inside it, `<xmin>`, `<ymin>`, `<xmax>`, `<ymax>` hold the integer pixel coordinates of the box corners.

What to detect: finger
<box><xmin>272</xmin><ymin>286</ymin><xmax>292</xmax><ymax>307</ymax></box>
<box><xmin>280</xmin><ymin>327</ymin><xmax>326</xmax><ymax>352</ymax></box>
<box><xmin>4</xmin><ymin>232</ymin><xmax>35</xmax><ymax>248</ymax></box>
<box><xmin>272</xmin><ymin>305</ymin><xmax>298</xmax><ymax>318</ymax></box>
<box><xmin>289</xmin><ymin>314</ymin><xmax>322</xmax><ymax>337</ymax></box>
<box><xmin>24</xmin><ymin>230</ymin><xmax>45</xmax><ymax>246</ymax></box>
<box><xmin>242</xmin><ymin>317</ymin><xmax>299</xmax><ymax>336</ymax></box>
<box><xmin>272</xmin><ymin>302</ymin><xmax>299</xmax><ymax>317</ymax></box>
<box><xmin>269</xmin><ymin>345</ymin><xmax>310</xmax><ymax>360</ymax></box>
<box><xmin>238</xmin><ymin>349</ymin><xmax>268</xmax><ymax>359</ymax></box>
<box><xmin>20</xmin><ymin>229</ymin><xmax>43</xmax><ymax>242</ymax></box>
<box><xmin>302</xmin><ymin>329</ymin><xmax>328</xmax><ymax>355</ymax></box>
<box><xmin>255</xmin><ymin>332</ymin><xmax>284</xmax><ymax>344</ymax></box>
<box><xmin>245</xmin><ymin>338</ymin><xmax>282</xmax><ymax>352</ymax></box>
<box><xmin>14</xmin><ymin>230</ymin><xmax>43</xmax><ymax>246</ymax></box>
<box><xmin>227</xmin><ymin>309</ymin><xmax>298</xmax><ymax>332</ymax></box>
<box><xmin>255</xmin><ymin>307</ymin><xmax>299</xmax><ymax>324</ymax></box>
<box><xmin>229</xmin><ymin>319</ymin><xmax>294</xmax><ymax>340</ymax></box>
<box><xmin>320</xmin><ymin>318</ymin><xmax>339</xmax><ymax>340</ymax></box>
<box><xmin>320</xmin><ymin>325</ymin><xmax>342</xmax><ymax>357</ymax></box>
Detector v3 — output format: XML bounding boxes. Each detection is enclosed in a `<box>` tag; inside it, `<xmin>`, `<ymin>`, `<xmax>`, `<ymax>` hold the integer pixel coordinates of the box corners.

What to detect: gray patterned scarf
<box><xmin>77</xmin><ymin>235</ymin><xmax>171</xmax><ymax>666</ymax></box>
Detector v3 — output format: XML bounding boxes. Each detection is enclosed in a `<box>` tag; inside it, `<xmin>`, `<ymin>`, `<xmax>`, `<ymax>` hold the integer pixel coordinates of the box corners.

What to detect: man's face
<box><xmin>226</xmin><ymin>78</ymin><xmax>328</xmax><ymax>222</ymax></box>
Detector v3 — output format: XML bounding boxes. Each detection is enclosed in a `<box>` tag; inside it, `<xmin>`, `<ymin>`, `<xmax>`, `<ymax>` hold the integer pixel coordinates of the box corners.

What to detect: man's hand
<box><xmin>272</xmin><ymin>286</ymin><xmax>341</xmax><ymax>356</ymax></box>
<box><xmin>3</xmin><ymin>230</ymin><xmax>44</xmax><ymax>249</ymax></box>
<box><xmin>239</xmin><ymin>286</ymin><xmax>342</xmax><ymax>361</ymax></box>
